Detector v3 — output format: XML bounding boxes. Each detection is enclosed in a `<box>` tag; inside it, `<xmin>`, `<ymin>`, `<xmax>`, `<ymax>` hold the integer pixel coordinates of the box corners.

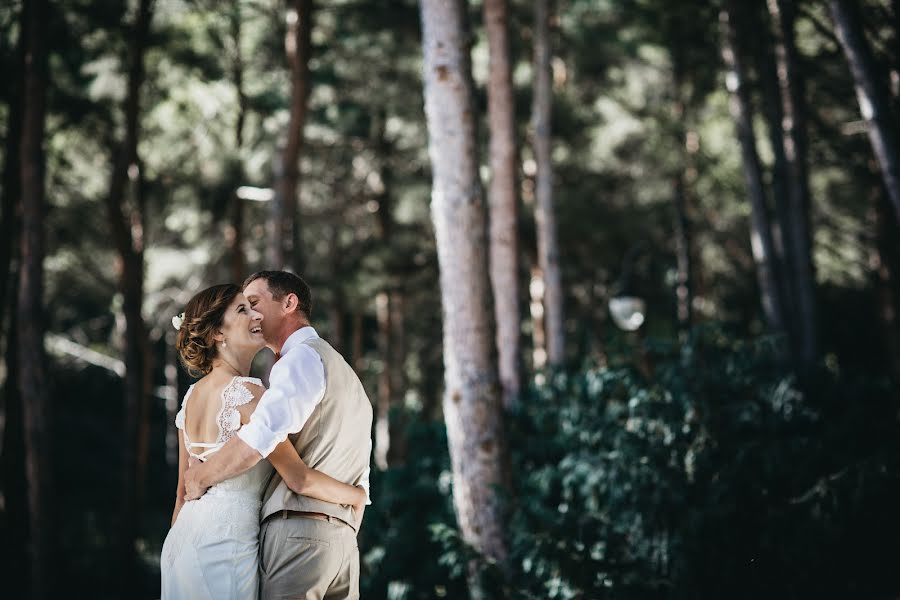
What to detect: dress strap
<box><xmin>215</xmin><ymin>376</ymin><xmax>258</xmax><ymax>444</ymax></box>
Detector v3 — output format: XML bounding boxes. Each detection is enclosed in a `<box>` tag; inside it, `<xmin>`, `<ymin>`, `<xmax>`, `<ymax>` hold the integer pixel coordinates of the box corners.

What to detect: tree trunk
<box><xmin>104</xmin><ymin>0</ymin><xmax>153</xmax><ymax>586</ymax></box>
<box><xmin>529</xmin><ymin>265</ymin><xmax>547</xmax><ymax>369</ymax></box>
<box><xmin>374</xmin><ymin>291</ymin><xmax>391</xmax><ymax>471</ymax></box>
<box><xmin>532</xmin><ymin>0</ymin><xmax>565</xmax><ymax>367</ymax></box>
<box><xmin>0</xmin><ymin>0</ymin><xmax>26</xmax><ymax>353</ymax></box>
<box><xmin>670</xmin><ymin>43</ymin><xmax>694</xmax><ymax>331</ymax></box>
<box><xmin>872</xmin><ymin>186</ymin><xmax>900</xmax><ymax>389</ymax></box>
<box><xmin>2</xmin><ymin>274</ymin><xmax>28</xmax><ymax>598</ymax></box>
<box><xmin>720</xmin><ymin>2</ymin><xmax>787</xmax><ymax>333</ymax></box>
<box><xmin>484</xmin><ymin>0</ymin><xmax>522</xmax><ymax>408</ymax></box>
<box><xmin>351</xmin><ymin>311</ymin><xmax>364</xmax><ymax>373</ymax></box>
<box><xmin>830</xmin><ymin>0</ymin><xmax>900</xmax><ymax>225</ymax></box>
<box><xmin>388</xmin><ymin>290</ymin><xmax>407</xmax><ymax>465</ymax></box>
<box><xmin>18</xmin><ymin>0</ymin><xmax>54</xmax><ymax>595</ymax></box>
<box><xmin>270</xmin><ymin>0</ymin><xmax>313</xmax><ymax>271</ymax></box>
<box><xmin>228</xmin><ymin>0</ymin><xmax>247</xmax><ymax>283</ymax></box>
<box><xmin>419</xmin><ymin>0</ymin><xmax>511</xmax><ymax>590</ymax></box>
<box><xmin>769</xmin><ymin>0</ymin><xmax>818</xmax><ymax>366</ymax></box>
<box><xmin>752</xmin><ymin>7</ymin><xmax>797</xmax><ymax>341</ymax></box>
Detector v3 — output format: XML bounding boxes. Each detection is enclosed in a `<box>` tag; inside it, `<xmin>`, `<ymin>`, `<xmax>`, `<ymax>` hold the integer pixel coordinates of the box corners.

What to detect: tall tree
<box><xmin>0</xmin><ymin>0</ymin><xmax>25</xmax><ymax>352</ymax></box>
<box><xmin>18</xmin><ymin>0</ymin><xmax>54</xmax><ymax>596</ymax></box>
<box><xmin>227</xmin><ymin>0</ymin><xmax>248</xmax><ymax>283</ymax></box>
<box><xmin>104</xmin><ymin>0</ymin><xmax>153</xmax><ymax>585</ymax></box>
<box><xmin>667</xmin><ymin>16</ymin><xmax>694</xmax><ymax>331</ymax></box>
<box><xmin>269</xmin><ymin>0</ymin><xmax>313</xmax><ymax>270</ymax></box>
<box><xmin>484</xmin><ymin>0</ymin><xmax>522</xmax><ymax>408</ymax></box>
<box><xmin>0</xmin><ymin>5</ymin><xmax>27</xmax><ymax>586</ymax></box>
<box><xmin>768</xmin><ymin>0</ymin><xmax>818</xmax><ymax>365</ymax></box>
<box><xmin>374</xmin><ymin>289</ymin><xmax>392</xmax><ymax>470</ymax></box>
<box><xmin>418</xmin><ymin>0</ymin><xmax>511</xmax><ymax>592</ymax></box>
<box><xmin>751</xmin><ymin>5</ymin><xmax>796</xmax><ymax>334</ymax></box>
<box><xmin>830</xmin><ymin>0</ymin><xmax>900</xmax><ymax>225</ymax></box>
<box><xmin>720</xmin><ymin>1</ymin><xmax>787</xmax><ymax>333</ymax></box>
<box><xmin>532</xmin><ymin>0</ymin><xmax>565</xmax><ymax>367</ymax></box>
<box><xmin>372</xmin><ymin>111</ymin><xmax>407</xmax><ymax>468</ymax></box>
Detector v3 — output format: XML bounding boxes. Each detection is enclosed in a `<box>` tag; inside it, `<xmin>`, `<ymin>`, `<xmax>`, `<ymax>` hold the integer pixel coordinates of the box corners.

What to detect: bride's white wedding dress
<box><xmin>160</xmin><ymin>376</ymin><xmax>272</xmax><ymax>600</ymax></box>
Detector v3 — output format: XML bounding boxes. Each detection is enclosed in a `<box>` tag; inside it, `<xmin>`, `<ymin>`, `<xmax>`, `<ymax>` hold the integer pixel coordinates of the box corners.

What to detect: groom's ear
<box><xmin>283</xmin><ymin>292</ymin><xmax>299</xmax><ymax>313</ymax></box>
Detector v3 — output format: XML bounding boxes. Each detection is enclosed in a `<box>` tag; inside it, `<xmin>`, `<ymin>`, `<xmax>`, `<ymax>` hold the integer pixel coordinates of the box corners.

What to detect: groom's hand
<box><xmin>184</xmin><ymin>460</ymin><xmax>210</xmax><ymax>501</ymax></box>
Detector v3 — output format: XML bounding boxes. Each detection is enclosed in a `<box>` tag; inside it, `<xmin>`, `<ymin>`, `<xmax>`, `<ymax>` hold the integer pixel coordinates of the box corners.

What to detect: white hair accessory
<box><xmin>172</xmin><ymin>312</ymin><xmax>185</xmax><ymax>330</ymax></box>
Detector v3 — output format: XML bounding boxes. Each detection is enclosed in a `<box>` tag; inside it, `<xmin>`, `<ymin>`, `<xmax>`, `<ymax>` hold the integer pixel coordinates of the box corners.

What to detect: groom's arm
<box><xmin>183</xmin><ymin>347</ymin><xmax>326</xmax><ymax>500</ymax></box>
<box><xmin>183</xmin><ymin>435</ymin><xmax>262</xmax><ymax>500</ymax></box>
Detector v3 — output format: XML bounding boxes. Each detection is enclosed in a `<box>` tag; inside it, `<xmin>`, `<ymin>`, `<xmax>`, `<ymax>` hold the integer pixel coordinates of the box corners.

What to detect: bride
<box><xmin>160</xmin><ymin>283</ymin><xmax>366</xmax><ymax>599</ymax></box>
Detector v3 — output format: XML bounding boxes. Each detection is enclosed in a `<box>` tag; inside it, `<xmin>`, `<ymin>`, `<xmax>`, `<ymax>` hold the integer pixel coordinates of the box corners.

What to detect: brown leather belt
<box><xmin>278</xmin><ymin>509</ymin><xmax>353</xmax><ymax>530</ymax></box>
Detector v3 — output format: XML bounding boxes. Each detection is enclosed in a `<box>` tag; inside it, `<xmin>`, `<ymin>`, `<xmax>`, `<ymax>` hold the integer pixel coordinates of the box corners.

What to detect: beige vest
<box><xmin>260</xmin><ymin>337</ymin><xmax>373</xmax><ymax>531</ymax></box>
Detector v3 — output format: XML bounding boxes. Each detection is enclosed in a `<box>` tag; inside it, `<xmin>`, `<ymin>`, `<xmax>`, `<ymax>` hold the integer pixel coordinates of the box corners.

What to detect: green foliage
<box><xmin>506</xmin><ymin>327</ymin><xmax>900</xmax><ymax>599</ymax></box>
<box><xmin>360</xmin><ymin>328</ymin><xmax>900</xmax><ymax>599</ymax></box>
<box><xmin>359</xmin><ymin>419</ymin><xmax>469</xmax><ymax>600</ymax></box>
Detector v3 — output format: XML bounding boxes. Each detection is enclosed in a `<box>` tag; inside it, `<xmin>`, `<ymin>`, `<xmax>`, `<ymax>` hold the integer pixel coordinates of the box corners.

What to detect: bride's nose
<box><xmin>252</xmin><ymin>310</ymin><xmax>262</xmax><ymax>322</ymax></box>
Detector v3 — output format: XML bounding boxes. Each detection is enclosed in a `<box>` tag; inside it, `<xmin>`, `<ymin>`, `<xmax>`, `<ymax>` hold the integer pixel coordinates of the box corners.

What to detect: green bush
<box><xmin>362</xmin><ymin>325</ymin><xmax>900</xmax><ymax>599</ymax></box>
<box><xmin>508</xmin><ymin>325</ymin><xmax>900</xmax><ymax>599</ymax></box>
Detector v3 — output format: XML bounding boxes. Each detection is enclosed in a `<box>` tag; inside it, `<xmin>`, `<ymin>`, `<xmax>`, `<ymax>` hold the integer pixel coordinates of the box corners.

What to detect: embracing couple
<box><xmin>160</xmin><ymin>270</ymin><xmax>373</xmax><ymax>600</ymax></box>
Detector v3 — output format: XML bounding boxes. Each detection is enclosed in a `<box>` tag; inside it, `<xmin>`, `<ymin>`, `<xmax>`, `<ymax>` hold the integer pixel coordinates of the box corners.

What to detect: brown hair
<box><xmin>175</xmin><ymin>283</ymin><xmax>241</xmax><ymax>377</ymax></box>
<box><xmin>242</xmin><ymin>270</ymin><xmax>313</xmax><ymax>318</ymax></box>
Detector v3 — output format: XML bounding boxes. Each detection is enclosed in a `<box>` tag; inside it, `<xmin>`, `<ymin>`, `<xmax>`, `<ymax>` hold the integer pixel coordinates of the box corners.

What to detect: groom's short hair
<box><xmin>243</xmin><ymin>270</ymin><xmax>313</xmax><ymax>318</ymax></box>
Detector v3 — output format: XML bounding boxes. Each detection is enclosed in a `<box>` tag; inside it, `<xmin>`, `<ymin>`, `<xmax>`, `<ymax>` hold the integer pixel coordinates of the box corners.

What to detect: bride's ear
<box><xmin>213</xmin><ymin>329</ymin><xmax>225</xmax><ymax>344</ymax></box>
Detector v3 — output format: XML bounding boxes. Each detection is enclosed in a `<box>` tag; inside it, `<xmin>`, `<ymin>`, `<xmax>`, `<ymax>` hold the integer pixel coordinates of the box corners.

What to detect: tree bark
<box><xmin>374</xmin><ymin>291</ymin><xmax>391</xmax><ymax>471</ymax></box>
<box><xmin>0</xmin><ymin>0</ymin><xmax>26</xmax><ymax>353</ymax></box>
<box><xmin>103</xmin><ymin>0</ymin><xmax>153</xmax><ymax>585</ymax></box>
<box><xmin>387</xmin><ymin>290</ymin><xmax>408</xmax><ymax>465</ymax></box>
<box><xmin>270</xmin><ymin>0</ymin><xmax>313</xmax><ymax>271</ymax></box>
<box><xmin>830</xmin><ymin>0</ymin><xmax>900</xmax><ymax>225</ymax></box>
<box><xmin>18</xmin><ymin>0</ymin><xmax>54</xmax><ymax>595</ymax></box>
<box><xmin>418</xmin><ymin>0</ymin><xmax>511</xmax><ymax>590</ymax></box>
<box><xmin>720</xmin><ymin>2</ymin><xmax>787</xmax><ymax>333</ymax></box>
<box><xmin>351</xmin><ymin>311</ymin><xmax>364</xmax><ymax>373</ymax></box>
<box><xmin>752</xmin><ymin>7</ymin><xmax>796</xmax><ymax>338</ymax></box>
<box><xmin>2</xmin><ymin>265</ymin><xmax>27</xmax><ymax>599</ymax></box>
<box><xmin>484</xmin><ymin>0</ymin><xmax>522</xmax><ymax>408</ymax></box>
<box><xmin>871</xmin><ymin>186</ymin><xmax>900</xmax><ymax>389</ymax></box>
<box><xmin>769</xmin><ymin>0</ymin><xmax>818</xmax><ymax>366</ymax></box>
<box><xmin>670</xmin><ymin>41</ymin><xmax>693</xmax><ymax>331</ymax></box>
<box><xmin>532</xmin><ymin>0</ymin><xmax>565</xmax><ymax>367</ymax></box>
<box><xmin>227</xmin><ymin>0</ymin><xmax>247</xmax><ymax>283</ymax></box>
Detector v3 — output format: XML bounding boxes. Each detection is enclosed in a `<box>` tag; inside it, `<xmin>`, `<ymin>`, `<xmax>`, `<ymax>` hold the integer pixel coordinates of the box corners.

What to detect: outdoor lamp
<box><xmin>609</xmin><ymin>242</ymin><xmax>648</xmax><ymax>331</ymax></box>
<box><xmin>608</xmin><ymin>296</ymin><xmax>646</xmax><ymax>331</ymax></box>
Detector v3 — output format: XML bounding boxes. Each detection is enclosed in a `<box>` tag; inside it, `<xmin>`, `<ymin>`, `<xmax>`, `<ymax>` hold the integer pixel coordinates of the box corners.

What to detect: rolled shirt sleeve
<box><xmin>237</xmin><ymin>344</ymin><xmax>326</xmax><ymax>458</ymax></box>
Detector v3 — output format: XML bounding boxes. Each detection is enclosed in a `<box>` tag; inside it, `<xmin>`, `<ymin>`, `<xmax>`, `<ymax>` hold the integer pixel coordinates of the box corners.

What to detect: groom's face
<box><xmin>244</xmin><ymin>278</ymin><xmax>282</xmax><ymax>344</ymax></box>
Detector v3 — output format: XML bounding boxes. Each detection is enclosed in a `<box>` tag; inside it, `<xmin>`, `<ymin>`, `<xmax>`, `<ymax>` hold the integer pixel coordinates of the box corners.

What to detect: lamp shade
<box><xmin>609</xmin><ymin>296</ymin><xmax>646</xmax><ymax>331</ymax></box>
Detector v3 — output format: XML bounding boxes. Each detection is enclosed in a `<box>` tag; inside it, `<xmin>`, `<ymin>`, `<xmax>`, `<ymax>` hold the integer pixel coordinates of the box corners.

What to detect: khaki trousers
<box><xmin>259</xmin><ymin>513</ymin><xmax>360</xmax><ymax>600</ymax></box>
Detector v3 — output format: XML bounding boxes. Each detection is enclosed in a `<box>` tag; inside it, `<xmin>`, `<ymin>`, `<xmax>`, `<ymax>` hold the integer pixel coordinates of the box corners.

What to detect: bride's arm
<box><xmin>171</xmin><ymin>430</ymin><xmax>189</xmax><ymax>526</ymax></box>
<box><xmin>268</xmin><ymin>441</ymin><xmax>367</xmax><ymax>508</ymax></box>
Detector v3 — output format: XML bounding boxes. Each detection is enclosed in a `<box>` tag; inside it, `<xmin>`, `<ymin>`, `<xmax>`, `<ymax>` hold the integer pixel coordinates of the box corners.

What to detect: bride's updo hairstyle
<box><xmin>175</xmin><ymin>283</ymin><xmax>240</xmax><ymax>377</ymax></box>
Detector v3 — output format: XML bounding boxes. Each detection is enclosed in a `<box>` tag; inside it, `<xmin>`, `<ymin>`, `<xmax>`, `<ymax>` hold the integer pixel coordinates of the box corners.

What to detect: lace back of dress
<box><xmin>175</xmin><ymin>376</ymin><xmax>261</xmax><ymax>462</ymax></box>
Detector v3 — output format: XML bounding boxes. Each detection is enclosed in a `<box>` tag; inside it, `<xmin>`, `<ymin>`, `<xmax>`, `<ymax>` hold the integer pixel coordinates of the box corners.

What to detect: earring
<box><xmin>222</xmin><ymin>340</ymin><xmax>227</xmax><ymax>347</ymax></box>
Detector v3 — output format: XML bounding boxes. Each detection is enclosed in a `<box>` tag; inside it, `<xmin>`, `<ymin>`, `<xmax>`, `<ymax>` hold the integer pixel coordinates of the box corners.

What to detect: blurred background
<box><xmin>2</xmin><ymin>0</ymin><xmax>900</xmax><ymax>598</ymax></box>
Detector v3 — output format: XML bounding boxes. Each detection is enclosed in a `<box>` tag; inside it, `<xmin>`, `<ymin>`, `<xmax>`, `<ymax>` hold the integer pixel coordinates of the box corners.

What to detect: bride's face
<box><xmin>219</xmin><ymin>293</ymin><xmax>265</xmax><ymax>354</ymax></box>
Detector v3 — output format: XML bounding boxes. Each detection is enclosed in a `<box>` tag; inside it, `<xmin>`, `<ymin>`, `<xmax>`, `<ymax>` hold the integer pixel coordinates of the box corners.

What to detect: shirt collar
<box><xmin>281</xmin><ymin>326</ymin><xmax>319</xmax><ymax>356</ymax></box>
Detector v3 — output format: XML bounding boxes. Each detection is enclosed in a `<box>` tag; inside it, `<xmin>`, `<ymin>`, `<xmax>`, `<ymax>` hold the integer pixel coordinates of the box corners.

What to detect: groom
<box><xmin>184</xmin><ymin>270</ymin><xmax>373</xmax><ymax>600</ymax></box>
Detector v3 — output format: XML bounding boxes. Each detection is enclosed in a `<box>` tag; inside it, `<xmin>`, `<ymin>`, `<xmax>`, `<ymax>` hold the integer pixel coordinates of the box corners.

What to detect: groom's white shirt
<box><xmin>237</xmin><ymin>325</ymin><xmax>372</xmax><ymax>503</ymax></box>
